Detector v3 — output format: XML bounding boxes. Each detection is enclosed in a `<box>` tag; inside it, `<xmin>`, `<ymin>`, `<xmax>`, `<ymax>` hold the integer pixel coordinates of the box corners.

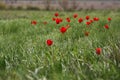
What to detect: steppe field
<box><xmin>0</xmin><ymin>10</ymin><xmax>120</xmax><ymax>80</ymax></box>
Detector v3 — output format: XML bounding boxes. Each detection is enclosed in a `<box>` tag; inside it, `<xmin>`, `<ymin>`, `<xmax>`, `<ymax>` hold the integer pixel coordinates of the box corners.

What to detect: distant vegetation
<box><xmin>0</xmin><ymin>0</ymin><xmax>120</xmax><ymax>10</ymax></box>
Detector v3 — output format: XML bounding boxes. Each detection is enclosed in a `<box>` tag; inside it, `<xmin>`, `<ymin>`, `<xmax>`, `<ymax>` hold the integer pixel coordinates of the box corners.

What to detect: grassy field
<box><xmin>0</xmin><ymin>10</ymin><xmax>120</xmax><ymax>80</ymax></box>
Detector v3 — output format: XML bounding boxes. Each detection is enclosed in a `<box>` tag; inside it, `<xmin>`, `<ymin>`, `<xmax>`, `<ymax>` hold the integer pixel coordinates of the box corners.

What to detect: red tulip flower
<box><xmin>104</xmin><ymin>24</ymin><xmax>109</xmax><ymax>29</ymax></box>
<box><xmin>86</xmin><ymin>15</ymin><xmax>90</xmax><ymax>20</ymax></box>
<box><xmin>78</xmin><ymin>18</ymin><xmax>83</xmax><ymax>23</ymax></box>
<box><xmin>67</xmin><ymin>19</ymin><xmax>71</xmax><ymax>22</ymax></box>
<box><xmin>56</xmin><ymin>18</ymin><xmax>60</xmax><ymax>24</ymax></box>
<box><xmin>31</xmin><ymin>20</ymin><xmax>37</xmax><ymax>25</ymax></box>
<box><xmin>93</xmin><ymin>17</ymin><xmax>99</xmax><ymax>21</ymax></box>
<box><xmin>108</xmin><ymin>17</ymin><xmax>111</xmax><ymax>22</ymax></box>
<box><xmin>90</xmin><ymin>20</ymin><xmax>93</xmax><ymax>23</ymax></box>
<box><xmin>84</xmin><ymin>32</ymin><xmax>89</xmax><ymax>36</ymax></box>
<box><xmin>73</xmin><ymin>14</ymin><xmax>78</xmax><ymax>18</ymax></box>
<box><xmin>96</xmin><ymin>48</ymin><xmax>102</xmax><ymax>55</ymax></box>
<box><xmin>52</xmin><ymin>17</ymin><xmax>56</xmax><ymax>21</ymax></box>
<box><xmin>46</xmin><ymin>39</ymin><xmax>53</xmax><ymax>46</ymax></box>
<box><xmin>86</xmin><ymin>21</ymin><xmax>91</xmax><ymax>25</ymax></box>
<box><xmin>54</xmin><ymin>12</ymin><xmax>59</xmax><ymax>17</ymax></box>
<box><xmin>60</xmin><ymin>27</ymin><xmax>67</xmax><ymax>34</ymax></box>
<box><xmin>66</xmin><ymin>17</ymin><xmax>71</xmax><ymax>23</ymax></box>
<box><xmin>66</xmin><ymin>17</ymin><xmax>70</xmax><ymax>20</ymax></box>
<box><xmin>96</xmin><ymin>18</ymin><xmax>99</xmax><ymax>21</ymax></box>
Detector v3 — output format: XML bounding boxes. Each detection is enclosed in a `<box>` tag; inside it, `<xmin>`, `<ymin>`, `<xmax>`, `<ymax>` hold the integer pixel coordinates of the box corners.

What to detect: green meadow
<box><xmin>0</xmin><ymin>10</ymin><xmax>120</xmax><ymax>80</ymax></box>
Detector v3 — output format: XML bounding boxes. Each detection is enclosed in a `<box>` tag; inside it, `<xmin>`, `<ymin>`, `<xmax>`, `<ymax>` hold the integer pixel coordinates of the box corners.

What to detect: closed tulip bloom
<box><xmin>56</xmin><ymin>18</ymin><xmax>60</xmax><ymax>24</ymax></box>
<box><xmin>67</xmin><ymin>19</ymin><xmax>70</xmax><ymax>22</ymax></box>
<box><xmin>46</xmin><ymin>39</ymin><xmax>53</xmax><ymax>46</ymax></box>
<box><xmin>90</xmin><ymin>20</ymin><xmax>93</xmax><ymax>23</ymax></box>
<box><xmin>66</xmin><ymin>17</ymin><xmax>70</xmax><ymax>20</ymax></box>
<box><xmin>104</xmin><ymin>24</ymin><xmax>109</xmax><ymax>29</ymax></box>
<box><xmin>73</xmin><ymin>14</ymin><xmax>78</xmax><ymax>18</ymax></box>
<box><xmin>96</xmin><ymin>48</ymin><xmax>102</xmax><ymax>55</ymax></box>
<box><xmin>108</xmin><ymin>17</ymin><xmax>111</xmax><ymax>21</ymax></box>
<box><xmin>54</xmin><ymin>12</ymin><xmax>59</xmax><ymax>17</ymax></box>
<box><xmin>60</xmin><ymin>27</ymin><xmax>67</xmax><ymax>34</ymax></box>
<box><xmin>86</xmin><ymin>15</ymin><xmax>90</xmax><ymax>20</ymax></box>
<box><xmin>66</xmin><ymin>17</ymin><xmax>71</xmax><ymax>22</ymax></box>
<box><xmin>86</xmin><ymin>21</ymin><xmax>91</xmax><ymax>25</ymax></box>
<box><xmin>52</xmin><ymin>17</ymin><xmax>56</xmax><ymax>21</ymax></box>
<box><xmin>93</xmin><ymin>17</ymin><xmax>99</xmax><ymax>21</ymax></box>
<box><xmin>31</xmin><ymin>20</ymin><xmax>37</xmax><ymax>25</ymax></box>
<box><xmin>78</xmin><ymin>18</ymin><xmax>83</xmax><ymax>23</ymax></box>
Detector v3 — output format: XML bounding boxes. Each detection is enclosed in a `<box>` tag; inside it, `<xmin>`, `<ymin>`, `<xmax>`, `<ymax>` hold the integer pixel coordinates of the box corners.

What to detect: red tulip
<box><xmin>86</xmin><ymin>15</ymin><xmax>90</xmax><ymax>20</ymax></box>
<box><xmin>90</xmin><ymin>20</ymin><xmax>93</xmax><ymax>23</ymax></box>
<box><xmin>86</xmin><ymin>21</ymin><xmax>91</xmax><ymax>25</ymax></box>
<box><xmin>52</xmin><ymin>17</ymin><xmax>56</xmax><ymax>21</ymax></box>
<box><xmin>104</xmin><ymin>24</ymin><xmax>109</xmax><ymax>29</ymax></box>
<box><xmin>93</xmin><ymin>17</ymin><xmax>99</xmax><ymax>21</ymax></box>
<box><xmin>78</xmin><ymin>18</ymin><xmax>83</xmax><ymax>23</ymax></box>
<box><xmin>96</xmin><ymin>18</ymin><xmax>99</xmax><ymax>21</ymax></box>
<box><xmin>56</xmin><ymin>18</ymin><xmax>60</xmax><ymax>24</ymax></box>
<box><xmin>73</xmin><ymin>14</ymin><xmax>78</xmax><ymax>18</ymax></box>
<box><xmin>54</xmin><ymin>12</ymin><xmax>59</xmax><ymax>17</ymax></box>
<box><xmin>66</xmin><ymin>17</ymin><xmax>71</xmax><ymax>22</ymax></box>
<box><xmin>84</xmin><ymin>32</ymin><xmax>89</xmax><ymax>36</ymax></box>
<box><xmin>60</xmin><ymin>27</ymin><xmax>67</xmax><ymax>34</ymax></box>
<box><xmin>67</xmin><ymin>19</ymin><xmax>71</xmax><ymax>22</ymax></box>
<box><xmin>66</xmin><ymin>17</ymin><xmax>70</xmax><ymax>20</ymax></box>
<box><xmin>108</xmin><ymin>17</ymin><xmax>111</xmax><ymax>22</ymax></box>
<box><xmin>31</xmin><ymin>20</ymin><xmax>37</xmax><ymax>25</ymax></box>
<box><xmin>96</xmin><ymin>48</ymin><xmax>102</xmax><ymax>55</ymax></box>
<box><xmin>46</xmin><ymin>39</ymin><xmax>53</xmax><ymax>46</ymax></box>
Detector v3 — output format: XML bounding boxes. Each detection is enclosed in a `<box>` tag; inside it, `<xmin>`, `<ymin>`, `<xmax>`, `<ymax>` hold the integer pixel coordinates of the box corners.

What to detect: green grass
<box><xmin>0</xmin><ymin>10</ymin><xmax>120</xmax><ymax>80</ymax></box>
